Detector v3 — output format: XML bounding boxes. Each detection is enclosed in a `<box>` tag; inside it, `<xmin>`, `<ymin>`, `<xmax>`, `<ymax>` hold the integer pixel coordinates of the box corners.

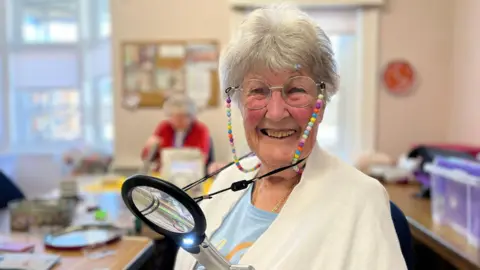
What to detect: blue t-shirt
<box><xmin>196</xmin><ymin>184</ymin><xmax>277</xmax><ymax>269</ymax></box>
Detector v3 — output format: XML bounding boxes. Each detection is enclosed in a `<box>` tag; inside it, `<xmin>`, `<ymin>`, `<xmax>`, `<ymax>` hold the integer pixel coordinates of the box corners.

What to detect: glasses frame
<box><xmin>225</xmin><ymin>76</ymin><xmax>326</xmax><ymax>110</ymax></box>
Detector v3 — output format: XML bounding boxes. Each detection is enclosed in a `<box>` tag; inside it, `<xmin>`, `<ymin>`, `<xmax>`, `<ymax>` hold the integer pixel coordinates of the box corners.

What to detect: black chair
<box><xmin>0</xmin><ymin>170</ymin><xmax>25</xmax><ymax>209</ymax></box>
<box><xmin>390</xmin><ymin>201</ymin><xmax>414</xmax><ymax>270</ymax></box>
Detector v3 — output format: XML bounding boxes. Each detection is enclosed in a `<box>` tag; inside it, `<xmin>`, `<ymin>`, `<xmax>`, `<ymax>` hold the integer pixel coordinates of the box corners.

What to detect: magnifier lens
<box><xmin>130</xmin><ymin>186</ymin><xmax>195</xmax><ymax>233</ymax></box>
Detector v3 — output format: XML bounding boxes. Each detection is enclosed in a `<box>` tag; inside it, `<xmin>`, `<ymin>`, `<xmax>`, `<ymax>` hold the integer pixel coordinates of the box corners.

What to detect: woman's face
<box><xmin>241</xmin><ymin>69</ymin><xmax>324</xmax><ymax>168</ymax></box>
<box><xmin>170</xmin><ymin>112</ymin><xmax>192</xmax><ymax>131</ymax></box>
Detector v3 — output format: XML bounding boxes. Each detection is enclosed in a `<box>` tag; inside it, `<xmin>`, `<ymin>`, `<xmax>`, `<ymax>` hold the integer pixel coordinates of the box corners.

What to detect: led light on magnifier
<box><xmin>182</xmin><ymin>237</ymin><xmax>195</xmax><ymax>246</ymax></box>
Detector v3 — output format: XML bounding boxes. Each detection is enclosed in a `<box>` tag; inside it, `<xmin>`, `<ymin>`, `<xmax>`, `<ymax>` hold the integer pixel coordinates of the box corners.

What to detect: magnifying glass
<box><xmin>121</xmin><ymin>157</ymin><xmax>305</xmax><ymax>270</ymax></box>
<box><xmin>122</xmin><ymin>175</ymin><xmax>239</xmax><ymax>269</ymax></box>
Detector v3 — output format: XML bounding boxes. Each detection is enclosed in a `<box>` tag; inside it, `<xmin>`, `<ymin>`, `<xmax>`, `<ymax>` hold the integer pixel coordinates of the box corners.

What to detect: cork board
<box><xmin>121</xmin><ymin>40</ymin><xmax>220</xmax><ymax>109</ymax></box>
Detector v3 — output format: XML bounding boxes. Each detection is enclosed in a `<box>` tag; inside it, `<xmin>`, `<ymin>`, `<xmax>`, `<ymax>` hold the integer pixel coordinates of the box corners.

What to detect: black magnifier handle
<box><xmin>192</xmin><ymin>158</ymin><xmax>306</xmax><ymax>202</ymax></box>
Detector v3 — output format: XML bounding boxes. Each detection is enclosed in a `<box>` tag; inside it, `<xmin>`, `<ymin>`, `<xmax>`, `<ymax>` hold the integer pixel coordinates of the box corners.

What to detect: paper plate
<box><xmin>43</xmin><ymin>224</ymin><xmax>123</xmax><ymax>251</ymax></box>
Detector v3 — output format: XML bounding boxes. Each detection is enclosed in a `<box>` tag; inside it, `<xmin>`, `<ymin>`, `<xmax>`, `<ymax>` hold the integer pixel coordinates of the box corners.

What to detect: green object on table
<box><xmin>135</xmin><ymin>217</ymin><xmax>142</xmax><ymax>234</ymax></box>
<box><xmin>95</xmin><ymin>210</ymin><xmax>107</xmax><ymax>221</ymax></box>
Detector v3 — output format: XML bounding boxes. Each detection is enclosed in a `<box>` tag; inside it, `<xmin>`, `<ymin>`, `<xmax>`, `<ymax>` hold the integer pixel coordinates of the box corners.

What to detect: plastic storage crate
<box><xmin>8</xmin><ymin>198</ymin><xmax>76</xmax><ymax>232</ymax></box>
<box><xmin>425</xmin><ymin>157</ymin><xmax>480</xmax><ymax>247</ymax></box>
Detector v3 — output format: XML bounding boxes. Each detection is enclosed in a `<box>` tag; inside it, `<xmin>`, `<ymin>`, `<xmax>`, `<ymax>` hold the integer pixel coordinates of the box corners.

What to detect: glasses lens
<box><xmin>283</xmin><ymin>77</ymin><xmax>317</xmax><ymax>107</ymax></box>
<box><xmin>241</xmin><ymin>80</ymin><xmax>271</xmax><ymax>109</ymax></box>
<box><xmin>240</xmin><ymin>77</ymin><xmax>318</xmax><ymax>109</ymax></box>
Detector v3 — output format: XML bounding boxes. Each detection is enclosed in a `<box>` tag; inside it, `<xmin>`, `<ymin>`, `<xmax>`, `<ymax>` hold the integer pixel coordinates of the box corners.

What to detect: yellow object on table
<box><xmin>84</xmin><ymin>173</ymin><xmax>213</xmax><ymax>195</ymax></box>
<box><xmin>84</xmin><ymin>176</ymin><xmax>126</xmax><ymax>192</ymax></box>
<box><xmin>84</xmin><ymin>172</ymin><xmax>160</xmax><ymax>193</ymax></box>
<box><xmin>203</xmin><ymin>178</ymin><xmax>214</xmax><ymax>194</ymax></box>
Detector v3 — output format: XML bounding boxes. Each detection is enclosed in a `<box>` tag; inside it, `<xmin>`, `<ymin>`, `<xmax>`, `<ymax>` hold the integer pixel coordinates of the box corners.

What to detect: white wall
<box><xmin>448</xmin><ymin>0</ymin><xmax>480</xmax><ymax>145</ymax></box>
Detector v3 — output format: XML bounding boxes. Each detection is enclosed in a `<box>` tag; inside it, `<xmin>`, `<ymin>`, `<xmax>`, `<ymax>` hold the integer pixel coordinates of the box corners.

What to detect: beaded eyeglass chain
<box><xmin>225</xmin><ymin>80</ymin><xmax>326</xmax><ymax>174</ymax></box>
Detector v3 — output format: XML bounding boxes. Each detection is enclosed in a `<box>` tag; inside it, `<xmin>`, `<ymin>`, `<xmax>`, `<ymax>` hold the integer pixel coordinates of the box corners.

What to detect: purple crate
<box><xmin>445</xmin><ymin>179</ymin><xmax>468</xmax><ymax>234</ymax></box>
<box><xmin>434</xmin><ymin>157</ymin><xmax>480</xmax><ymax>244</ymax></box>
<box><xmin>471</xmin><ymin>184</ymin><xmax>480</xmax><ymax>247</ymax></box>
<box><xmin>459</xmin><ymin>161</ymin><xmax>480</xmax><ymax>247</ymax></box>
<box><xmin>430</xmin><ymin>173</ymin><xmax>448</xmax><ymax>224</ymax></box>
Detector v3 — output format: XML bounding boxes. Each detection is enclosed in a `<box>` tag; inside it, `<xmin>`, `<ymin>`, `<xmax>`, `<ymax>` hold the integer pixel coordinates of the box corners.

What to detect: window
<box><xmin>16</xmin><ymin>0</ymin><xmax>79</xmax><ymax>44</ymax></box>
<box><xmin>0</xmin><ymin>57</ymin><xmax>6</xmax><ymax>152</ymax></box>
<box><xmin>317</xmin><ymin>34</ymin><xmax>358</xmax><ymax>161</ymax></box>
<box><xmin>311</xmin><ymin>10</ymin><xmax>359</xmax><ymax>162</ymax></box>
<box><xmin>0</xmin><ymin>5</ymin><xmax>7</xmax><ymax>152</ymax></box>
<box><xmin>83</xmin><ymin>77</ymin><xmax>113</xmax><ymax>152</ymax></box>
<box><xmin>98</xmin><ymin>78</ymin><xmax>114</xmax><ymax>143</ymax></box>
<box><xmin>97</xmin><ymin>0</ymin><xmax>111</xmax><ymax>39</ymax></box>
<box><xmin>11</xmin><ymin>89</ymin><xmax>81</xmax><ymax>146</ymax></box>
<box><xmin>1</xmin><ymin>0</ymin><xmax>113</xmax><ymax>154</ymax></box>
<box><xmin>22</xmin><ymin>12</ymin><xmax>78</xmax><ymax>43</ymax></box>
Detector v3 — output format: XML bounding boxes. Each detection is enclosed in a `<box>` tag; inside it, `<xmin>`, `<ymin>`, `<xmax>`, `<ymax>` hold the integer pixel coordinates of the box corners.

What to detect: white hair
<box><xmin>163</xmin><ymin>94</ymin><xmax>197</xmax><ymax>116</ymax></box>
<box><xmin>219</xmin><ymin>4</ymin><xmax>339</xmax><ymax>102</ymax></box>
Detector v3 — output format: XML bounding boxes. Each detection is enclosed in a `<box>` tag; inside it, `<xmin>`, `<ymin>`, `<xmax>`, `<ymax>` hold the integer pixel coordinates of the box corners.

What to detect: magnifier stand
<box><xmin>184</xmin><ymin>238</ymin><xmax>255</xmax><ymax>270</ymax></box>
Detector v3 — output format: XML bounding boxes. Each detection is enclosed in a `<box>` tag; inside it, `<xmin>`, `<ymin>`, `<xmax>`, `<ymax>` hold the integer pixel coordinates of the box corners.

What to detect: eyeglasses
<box><xmin>226</xmin><ymin>76</ymin><xmax>323</xmax><ymax>110</ymax></box>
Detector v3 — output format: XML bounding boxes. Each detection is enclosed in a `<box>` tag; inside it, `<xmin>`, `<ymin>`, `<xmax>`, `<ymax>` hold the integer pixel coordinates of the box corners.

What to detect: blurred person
<box><xmin>141</xmin><ymin>94</ymin><xmax>212</xmax><ymax>172</ymax></box>
<box><xmin>175</xmin><ymin>4</ymin><xmax>406</xmax><ymax>270</ymax></box>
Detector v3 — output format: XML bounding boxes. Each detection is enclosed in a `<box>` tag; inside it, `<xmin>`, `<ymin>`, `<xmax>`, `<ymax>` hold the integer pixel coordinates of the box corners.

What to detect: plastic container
<box><xmin>428</xmin><ymin>166</ymin><xmax>448</xmax><ymax>224</ymax></box>
<box><xmin>8</xmin><ymin>198</ymin><xmax>76</xmax><ymax>232</ymax></box>
<box><xmin>425</xmin><ymin>157</ymin><xmax>480</xmax><ymax>247</ymax></box>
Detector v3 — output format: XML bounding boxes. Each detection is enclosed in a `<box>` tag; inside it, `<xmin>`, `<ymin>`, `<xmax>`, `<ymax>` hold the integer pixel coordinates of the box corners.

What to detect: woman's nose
<box><xmin>265</xmin><ymin>91</ymin><xmax>289</xmax><ymax>121</ymax></box>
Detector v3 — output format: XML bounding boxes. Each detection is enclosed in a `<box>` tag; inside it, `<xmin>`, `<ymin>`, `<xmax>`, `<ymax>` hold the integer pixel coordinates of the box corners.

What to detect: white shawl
<box><xmin>174</xmin><ymin>144</ymin><xmax>407</xmax><ymax>270</ymax></box>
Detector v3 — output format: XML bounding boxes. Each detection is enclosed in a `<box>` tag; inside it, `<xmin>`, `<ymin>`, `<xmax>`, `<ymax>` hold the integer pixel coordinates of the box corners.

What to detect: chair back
<box><xmin>390</xmin><ymin>201</ymin><xmax>414</xmax><ymax>270</ymax></box>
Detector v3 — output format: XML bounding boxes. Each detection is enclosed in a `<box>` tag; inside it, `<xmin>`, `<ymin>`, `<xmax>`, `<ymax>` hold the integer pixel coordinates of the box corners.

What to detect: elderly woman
<box><xmin>141</xmin><ymin>94</ymin><xmax>212</xmax><ymax>171</ymax></box>
<box><xmin>175</xmin><ymin>5</ymin><xmax>406</xmax><ymax>270</ymax></box>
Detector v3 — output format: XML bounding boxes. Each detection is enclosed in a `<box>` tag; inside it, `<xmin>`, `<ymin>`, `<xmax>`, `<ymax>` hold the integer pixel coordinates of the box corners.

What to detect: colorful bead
<box><xmin>225</xmin><ymin>84</ymin><xmax>325</xmax><ymax>174</ymax></box>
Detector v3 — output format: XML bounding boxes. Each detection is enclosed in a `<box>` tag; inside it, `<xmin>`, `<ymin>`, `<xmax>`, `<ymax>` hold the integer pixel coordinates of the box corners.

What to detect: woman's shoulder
<box><xmin>317</xmin><ymin>151</ymin><xmax>390</xmax><ymax>208</ymax></box>
<box><xmin>344</xmin><ymin>164</ymin><xmax>387</xmax><ymax>198</ymax></box>
<box><xmin>342</xmin><ymin>167</ymin><xmax>391</xmax><ymax>215</ymax></box>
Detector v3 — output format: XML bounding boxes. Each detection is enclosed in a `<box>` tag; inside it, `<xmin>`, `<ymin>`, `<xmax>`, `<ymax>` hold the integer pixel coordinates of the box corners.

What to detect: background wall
<box><xmin>449</xmin><ymin>0</ymin><xmax>480</xmax><ymax>144</ymax></box>
<box><xmin>112</xmin><ymin>0</ymin><xmax>475</xmax><ymax>166</ymax></box>
<box><xmin>377</xmin><ymin>0</ymin><xmax>454</xmax><ymax>157</ymax></box>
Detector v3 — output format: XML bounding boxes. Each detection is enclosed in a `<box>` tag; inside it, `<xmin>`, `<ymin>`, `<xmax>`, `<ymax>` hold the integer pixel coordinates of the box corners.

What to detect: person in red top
<box><xmin>141</xmin><ymin>94</ymin><xmax>212</xmax><ymax>172</ymax></box>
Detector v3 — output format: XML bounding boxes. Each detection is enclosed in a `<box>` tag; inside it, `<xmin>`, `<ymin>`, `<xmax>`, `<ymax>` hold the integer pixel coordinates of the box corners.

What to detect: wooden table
<box><xmin>384</xmin><ymin>184</ymin><xmax>480</xmax><ymax>269</ymax></box>
<box><xmin>0</xmin><ymin>176</ymin><xmax>158</xmax><ymax>269</ymax></box>
<box><xmin>0</xmin><ymin>234</ymin><xmax>153</xmax><ymax>270</ymax></box>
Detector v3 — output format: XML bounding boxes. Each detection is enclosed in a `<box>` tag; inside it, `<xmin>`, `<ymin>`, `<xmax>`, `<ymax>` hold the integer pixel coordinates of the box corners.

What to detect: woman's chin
<box><xmin>257</xmin><ymin>148</ymin><xmax>295</xmax><ymax>168</ymax></box>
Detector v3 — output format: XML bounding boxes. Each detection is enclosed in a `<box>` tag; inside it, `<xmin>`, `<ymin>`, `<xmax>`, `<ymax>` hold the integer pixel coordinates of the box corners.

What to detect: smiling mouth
<box><xmin>260</xmin><ymin>129</ymin><xmax>297</xmax><ymax>139</ymax></box>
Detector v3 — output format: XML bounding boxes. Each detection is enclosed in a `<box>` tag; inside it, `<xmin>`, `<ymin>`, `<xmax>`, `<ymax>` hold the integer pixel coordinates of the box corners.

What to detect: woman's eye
<box><xmin>287</xmin><ymin>87</ymin><xmax>307</xmax><ymax>94</ymax></box>
<box><xmin>249</xmin><ymin>88</ymin><xmax>269</xmax><ymax>95</ymax></box>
